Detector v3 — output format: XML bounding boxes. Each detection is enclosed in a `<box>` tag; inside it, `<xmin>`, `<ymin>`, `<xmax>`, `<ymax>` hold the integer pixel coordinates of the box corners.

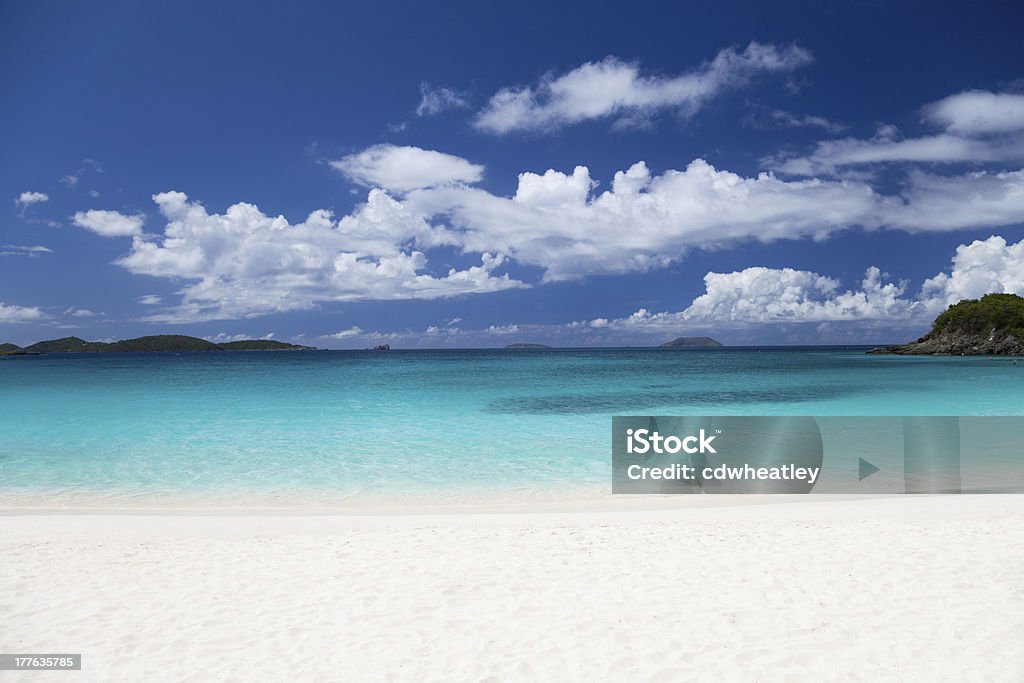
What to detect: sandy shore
<box><xmin>3</xmin><ymin>495</ymin><xmax>1023</xmax><ymax>682</ymax></box>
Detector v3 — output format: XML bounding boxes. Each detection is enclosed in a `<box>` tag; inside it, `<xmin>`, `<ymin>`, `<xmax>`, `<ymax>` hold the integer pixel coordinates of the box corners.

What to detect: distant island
<box><xmin>0</xmin><ymin>335</ymin><xmax>317</xmax><ymax>355</ymax></box>
<box><xmin>505</xmin><ymin>343</ymin><xmax>551</xmax><ymax>349</ymax></box>
<box><xmin>659</xmin><ymin>336</ymin><xmax>723</xmax><ymax>348</ymax></box>
<box><xmin>868</xmin><ymin>293</ymin><xmax>1024</xmax><ymax>355</ymax></box>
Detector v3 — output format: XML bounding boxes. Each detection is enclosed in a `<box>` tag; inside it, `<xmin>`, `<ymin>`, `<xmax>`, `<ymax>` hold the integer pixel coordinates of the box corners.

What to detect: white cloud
<box><xmin>681</xmin><ymin>266</ymin><xmax>918</xmax><ymax>323</ymax></box>
<box><xmin>104</xmin><ymin>191</ymin><xmax>522</xmax><ymax>322</ymax></box>
<box><xmin>881</xmin><ymin>169</ymin><xmax>1024</xmax><ymax>232</ymax></box>
<box><xmin>16</xmin><ymin>191</ymin><xmax>49</xmax><ymax>207</ymax></box>
<box><xmin>474</xmin><ymin>42</ymin><xmax>812</xmax><ymax>134</ymax></box>
<box><xmin>774</xmin><ymin>130</ymin><xmax>1024</xmax><ymax>175</ymax></box>
<box><xmin>313</xmin><ymin>321</ymin><xmax>564</xmax><ymax>348</ymax></box>
<box><xmin>775</xmin><ymin>90</ymin><xmax>1024</xmax><ymax>175</ymax></box>
<box><xmin>71</xmin><ymin>132</ymin><xmax>1024</xmax><ymax>323</ymax></box>
<box><xmin>405</xmin><ymin>157</ymin><xmax>1024</xmax><ymax>281</ymax></box>
<box><xmin>315</xmin><ymin>321</ymin><xmax>549</xmax><ymax>348</ymax></box>
<box><xmin>573</xmin><ymin>235</ymin><xmax>1024</xmax><ymax>337</ymax></box>
<box><xmin>331</xmin><ymin>144</ymin><xmax>484</xmax><ymax>193</ymax></box>
<box><xmin>0</xmin><ymin>245</ymin><xmax>52</xmax><ymax>257</ymax></box>
<box><xmin>323</xmin><ymin>326</ymin><xmax>364</xmax><ymax>340</ymax></box>
<box><xmin>416</xmin><ymin>83</ymin><xmax>469</xmax><ymax>116</ymax></box>
<box><xmin>136</xmin><ymin>295</ymin><xmax>163</xmax><ymax>305</ymax></box>
<box><xmin>204</xmin><ymin>332</ymin><xmax>274</xmax><ymax>343</ymax></box>
<box><xmin>71</xmin><ymin>145</ymin><xmax>1024</xmax><ymax>324</ymax></box>
<box><xmin>425</xmin><ymin>322</ymin><xmax>461</xmax><ymax>337</ymax></box>
<box><xmin>306</xmin><ymin>235</ymin><xmax>1024</xmax><ymax>347</ymax></box>
<box><xmin>484</xmin><ymin>323</ymin><xmax>520</xmax><ymax>335</ymax></box>
<box><xmin>317</xmin><ymin>325</ymin><xmax>409</xmax><ymax>348</ymax></box>
<box><xmin>923</xmin><ymin>91</ymin><xmax>1024</xmax><ymax>135</ymax></box>
<box><xmin>0</xmin><ymin>302</ymin><xmax>47</xmax><ymax>323</ymax></box>
<box><xmin>920</xmin><ymin>235</ymin><xmax>1024</xmax><ymax>309</ymax></box>
<box><xmin>406</xmin><ymin>159</ymin><xmax>879</xmax><ymax>280</ymax></box>
<box><xmin>63</xmin><ymin>308</ymin><xmax>99</xmax><ymax>318</ymax></box>
<box><xmin>72</xmin><ymin>209</ymin><xmax>144</xmax><ymax>237</ymax></box>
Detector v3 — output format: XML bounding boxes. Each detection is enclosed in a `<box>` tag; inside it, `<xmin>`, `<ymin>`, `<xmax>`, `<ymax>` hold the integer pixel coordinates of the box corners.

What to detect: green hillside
<box><xmin>22</xmin><ymin>337</ymin><xmax>102</xmax><ymax>353</ymax></box>
<box><xmin>869</xmin><ymin>293</ymin><xmax>1024</xmax><ymax>355</ymax></box>
<box><xmin>107</xmin><ymin>335</ymin><xmax>221</xmax><ymax>352</ymax></box>
<box><xmin>5</xmin><ymin>335</ymin><xmax>317</xmax><ymax>354</ymax></box>
<box><xmin>218</xmin><ymin>340</ymin><xmax>313</xmax><ymax>351</ymax></box>
<box><xmin>931</xmin><ymin>293</ymin><xmax>1024</xmax><ymax>339</ymax></box>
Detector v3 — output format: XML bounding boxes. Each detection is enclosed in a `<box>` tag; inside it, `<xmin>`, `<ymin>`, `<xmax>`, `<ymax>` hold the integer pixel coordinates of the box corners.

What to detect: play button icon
<box><xmin>859</xmin><ymin>457</ymin><xmax>880</xmax><ymax>481</ymax></box>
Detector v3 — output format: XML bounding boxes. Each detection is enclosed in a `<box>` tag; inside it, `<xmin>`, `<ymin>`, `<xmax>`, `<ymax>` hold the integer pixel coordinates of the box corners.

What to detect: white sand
<box><xmin>2</xmin><ymin>495</ymin><xmax>1023</xmax><ymax>682</ymax></box>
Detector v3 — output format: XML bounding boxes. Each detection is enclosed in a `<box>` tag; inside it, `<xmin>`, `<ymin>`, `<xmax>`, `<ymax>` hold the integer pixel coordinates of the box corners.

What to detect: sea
<box><xmin>2</xmin><ymin>347</ymin><xmax>1023</xmax><ymax>507</ymax></box>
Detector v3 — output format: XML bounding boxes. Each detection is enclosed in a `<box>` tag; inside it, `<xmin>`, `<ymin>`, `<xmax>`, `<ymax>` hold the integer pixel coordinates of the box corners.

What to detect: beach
<box><xmin>3</xmin><ymin>495</ymin><xmax>1023</xmax><ymax>682</ymax></box>
<box><xmin>7</xmin><ymin>3</ymin><xmax>1024</xmax><ymax>680</ymax></box>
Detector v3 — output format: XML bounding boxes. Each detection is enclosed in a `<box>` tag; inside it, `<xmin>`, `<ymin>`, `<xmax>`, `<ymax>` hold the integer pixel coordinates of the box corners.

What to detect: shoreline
<box><xmin>3</xmin><ymin>494</ymin><xmax>1021</xmax><ymax>528</ymax></box>
<box><xmin>0</xmin><ymin>490</ymin><xmax>960</xmax><ymax>516</ymax></box>
<box><xmin>2</xmin><ymin>492</ymin><xmax>1021</xmax><ymax>522</ymax></box>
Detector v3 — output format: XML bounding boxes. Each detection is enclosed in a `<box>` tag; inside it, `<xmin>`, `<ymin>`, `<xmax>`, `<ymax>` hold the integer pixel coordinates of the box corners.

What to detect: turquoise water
<box><xmin>1</xmin><ymin>348</ymin><xmax>1023</xmax><ymax>505</ymax></box>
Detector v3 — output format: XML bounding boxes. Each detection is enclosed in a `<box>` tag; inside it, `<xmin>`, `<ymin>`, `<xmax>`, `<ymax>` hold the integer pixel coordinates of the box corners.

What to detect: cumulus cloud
<box><xmin>474</xmin><ymin>42</ymin><xmax>812</xmax><ymax>134</ymax></box>
<box><xmin>920</xmin><ymin>235</ymin><xmax>1024</xmax><ymax>309</ymax></box>
<box><xmin>291</xmin><ymin>234</ymin><xmax>1024</xmax><ymax>348</ymax></box>
<box><xmin>0</xmin><ymin>302</ymin><xmax>47</xmax><ymax>323</ymax></box>
<box><xmin>72</xmin><ymin>127</ymin><xmax>1024</xmax><ymax>323</ymax></box>
<box><xmin>406</xmin><ymin>159</ymin><xmax>875</xmax><ymax>280</ymax></box>
<box><xmin>72</xmin><ymin>209</ymin><xmax>144</xmax><ymax>237</ymax></box>
<box><xmin>416</xmin><ymin>83</ymin><xmax>469</xmax><ymax>116</ymax></box>
<box><xmin>681</xmin><ymin>266</ymin><xmax>918</xmax><ymax>323</ymax></box>
<box><xmin>574</xmin><ymin>235</ymin><xmax>1024</xmax><ymax>338</ymax></box>
<box><xmin>16</xmin><ymin>191</ymin><xmax>49</xmax><ymax>207</ymax></box>
<box><xmin>299</xmin><ymin>235</ymin><xmax>1024</xmax><ymax>347</ymax></box>
<box><xmin>331</xmin><ymin>144</ymin><xmax>484</xmax><ymax>193</ymax></box>
<box><xmin>775</xmin><ymin>90</ymin><xmax>1024</xmax><ymax>175</ymax></box>
<box><xmin>404</xmin><ymin>157</ymin><xmax>1024</xmax><ymax>281</ymax></box>
<box><xmin>100</xmin><ymin>190</ymin><xmax>522</xmax><ymax>322</ymax></box>
<box><xmin>545</xmin><ymin>268</ymin><xmax>917</xmax><ymax>340</ymax></box>
<box><xmin>73</xmin><ymin>152</ymin><xmax>1024</xmax><ymax>322</ymax></box>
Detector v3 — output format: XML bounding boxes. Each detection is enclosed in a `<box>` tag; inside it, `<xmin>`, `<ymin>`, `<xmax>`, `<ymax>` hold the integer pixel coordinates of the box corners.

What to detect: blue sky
<box><xmin>3</xmin><ymin>0</ymin><xmax>1024</xmax><ymax>347</ymax></box>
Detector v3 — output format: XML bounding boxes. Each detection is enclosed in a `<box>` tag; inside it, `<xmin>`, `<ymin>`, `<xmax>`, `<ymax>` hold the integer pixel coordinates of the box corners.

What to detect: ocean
<box><xmin>2</xmin><ymin>347</ymin><xmax>1023</xmax><ymax>506</ymax></box>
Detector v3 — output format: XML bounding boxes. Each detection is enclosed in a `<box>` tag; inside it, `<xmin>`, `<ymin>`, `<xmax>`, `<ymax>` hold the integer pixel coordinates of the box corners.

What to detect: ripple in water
<box><xmin>484</xmin><ymin>385</ymin><xmax>864</xmax><ymax>414</ymax></box>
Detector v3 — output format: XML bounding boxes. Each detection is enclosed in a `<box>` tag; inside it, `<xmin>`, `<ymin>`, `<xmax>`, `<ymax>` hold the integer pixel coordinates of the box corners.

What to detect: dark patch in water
<box><xmin>484</xmin><ymin>386</ymin><xmax>864</xmax><ymax>414</ymax></box>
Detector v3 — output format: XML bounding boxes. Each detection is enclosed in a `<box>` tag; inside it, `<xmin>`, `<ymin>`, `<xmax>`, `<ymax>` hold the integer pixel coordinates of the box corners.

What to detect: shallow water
<box><xmin>2</xmin><ymin>348</ymin><xmax>1022</xmax><ymax>504</ymax></box>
